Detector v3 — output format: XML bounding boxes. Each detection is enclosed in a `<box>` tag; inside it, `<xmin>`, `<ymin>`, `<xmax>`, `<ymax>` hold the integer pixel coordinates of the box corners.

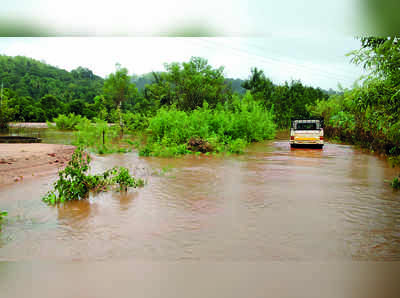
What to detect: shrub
<box><xmin>140</xmin><ymin>93</ymin><xmax>276</xmax><ymax>156</ymax></box>
<box><xmin>74</xmin><ymin>118</ymin><xmax>120</xmax><ymax>154</ymax></box>
<box><xmin>0</xmin><ymin>210</ymin><xmax>7</xmax><ymax>222</ymax></box>
<box><xmin>112</xmin><ymin>167</ymin><xmax>144</xmax><ymax>191</ymax></box>
<box><xmin>228</xmin><ymin>138</ymin><xmax>247</xmax><ymax>154</ymax></box>
<box><xmin>53</xmin><ymin>113</ymin><xmax>87</xmax><ymax>130</ymax></box>
<box><xmin>391</xmin><ymin>176</ymin><xmax>400</xmax><ymax>189</ymax></box>
<box><xmin>42</xmin><ymin>148</ymin><xmax>144</xmax><ymax>205</ymax></box>
<box><xmin>0</xmin><ymin>209</ymin><xmax>7</xmax><ymax>230</ymax></box>
<box><xmin>123</xmin><ymin>112</ymin><xmax>150</xmax><ymax>132</ymax></box>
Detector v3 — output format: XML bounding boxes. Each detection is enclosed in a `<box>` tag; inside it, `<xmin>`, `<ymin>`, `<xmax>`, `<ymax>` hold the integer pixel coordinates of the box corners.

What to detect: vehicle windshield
<box><xmin>295</xmin><ymin>122</ymin><xmax>319</xmax><ymax>130</ymax></box>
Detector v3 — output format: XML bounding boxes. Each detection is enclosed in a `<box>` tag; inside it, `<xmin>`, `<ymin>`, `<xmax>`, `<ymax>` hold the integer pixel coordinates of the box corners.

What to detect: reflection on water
<box><xmin>0</xmin><ymin>129</ymin><xmax>400</xmax><ymax>297</ymax></box>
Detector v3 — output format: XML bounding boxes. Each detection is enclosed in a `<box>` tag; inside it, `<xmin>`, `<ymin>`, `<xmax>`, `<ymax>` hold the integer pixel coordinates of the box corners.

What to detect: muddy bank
<box><xmin>0</xmin><ymin>143</ymin><xmax>75</xmax><ymax>186</ymax></box>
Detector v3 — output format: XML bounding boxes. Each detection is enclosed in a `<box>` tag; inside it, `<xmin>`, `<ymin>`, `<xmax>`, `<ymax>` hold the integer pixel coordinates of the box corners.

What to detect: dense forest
<box><xmin>0</xmin><ymin>54</ymin><xmax>331</xmax><ymax>126</ymax></box>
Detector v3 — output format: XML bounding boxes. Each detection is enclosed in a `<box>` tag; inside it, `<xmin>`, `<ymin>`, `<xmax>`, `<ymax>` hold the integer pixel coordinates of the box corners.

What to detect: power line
<box><xmin>195</xmin><ymin>38</ymin><xmax>358</xmax><ymax>83</ymax></box>
<box><xmin>202</xmin><ymin>38</ymin><xmax>356</xmax><ymax>82</ymax></box>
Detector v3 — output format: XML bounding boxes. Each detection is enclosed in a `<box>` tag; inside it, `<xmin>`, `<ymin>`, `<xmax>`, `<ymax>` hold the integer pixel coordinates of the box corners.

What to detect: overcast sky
<box><xmin>0</xmin><ymin>0</ymin><xmax>370</xmax><ymax>90</ymax></box>
<box><xmin>0</xmin><ymin>36</ymin><xmax>365</xmax><ymax>90</ymax></box>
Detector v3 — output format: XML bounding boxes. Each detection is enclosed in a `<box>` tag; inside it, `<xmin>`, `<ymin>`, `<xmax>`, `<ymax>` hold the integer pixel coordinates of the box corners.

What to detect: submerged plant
<box><xmin>42</xmin><ymin>147</ymin><xmax>144</xmax><ymax>205</ymax></box>
<box><xmin>74</xmin><ymin>118</ymin><xmax>115</xmax><ymax>153</ymax></box>
<box><xmin>0</xmin><ymin>210</ymin><xmax>7</xmax><ymax>229</ymax></box>
<box><xmin>112</xmin><ymin>167</ymin><xmax>144</xmax><ymax>191</ymax></box>
<box><xmin>0</xmin><ymin>210</ymin><xmax>7</xmax><ymax>221</ymax></box>
<box><xmin>392</xmin><ymin>176</ymin><xmax>400</xmax><ymax>189</ymax></box>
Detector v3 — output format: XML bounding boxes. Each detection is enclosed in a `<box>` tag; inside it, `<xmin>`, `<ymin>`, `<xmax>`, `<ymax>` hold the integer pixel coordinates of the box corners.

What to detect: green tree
<box><xmin>0</xmin><ymin>92</ymin><xmax>13</xmax><ymax>129</ymax></box>
<box><xmin>103</xmin><ymin>64</ymin><xmax>138</xmax><ymax>110</ymax></box>
<box><xmin>0</xmin><ymin>55</ymin><xmax>103</xmax><ymax>122</ymax></box>
<box><xmin>68</xmin><ymin>99</ymin><xmax>85</xmax><ymax>115</ymax></box>
<box><xmin>103</xmin><ymin>64</ymin><xmax>138</xmax><ymax>127</ymax></box>
<box><xmin>145</xmin><ymin>57</ymin><xmax>232</xmax><ymax>111</ymax></box>
<box><xmin>242</xmin><ymin>67</ymin><xmax>275</xmax><ymax>103</ymax></box>
<box><xmin>242</xmin><ymin>68</ymin><xmax>328</xmax><ymax>127</ymax></box>
<box><xmin>40</xmin><ymin>94</ymin><xmax>63</xmax><ymax>121</ymax></box>
<box><xmin>350</xmin><ymin>36</ymin><xmax>400</xmax><ymax>82</ymax></box>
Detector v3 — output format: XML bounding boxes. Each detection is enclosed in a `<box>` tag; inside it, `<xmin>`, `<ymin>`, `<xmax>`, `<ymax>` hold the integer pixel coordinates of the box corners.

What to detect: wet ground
<box><xmin>0</xmin><ymin>129</ymin><xmax>399</xmax><ymax>297</ymax></box>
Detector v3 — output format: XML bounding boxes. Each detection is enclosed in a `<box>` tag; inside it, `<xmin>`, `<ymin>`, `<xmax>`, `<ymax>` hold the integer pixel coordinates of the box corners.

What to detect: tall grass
<box><xmin>74</xmin><ymin>118</ymin><xmax>123</xmax><ymax>154</ymax></box>
<box><xmin>140</xmin><ymin>92</ymin><xmax>276</xmax><ymax>156</ymax></box>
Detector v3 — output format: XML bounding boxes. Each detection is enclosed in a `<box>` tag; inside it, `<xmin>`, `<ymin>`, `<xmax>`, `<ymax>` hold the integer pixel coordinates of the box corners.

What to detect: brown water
<box><xmin>0</xmin><ymin>132</ymin><xmax>399</xmax><ymax>297</ymax></box>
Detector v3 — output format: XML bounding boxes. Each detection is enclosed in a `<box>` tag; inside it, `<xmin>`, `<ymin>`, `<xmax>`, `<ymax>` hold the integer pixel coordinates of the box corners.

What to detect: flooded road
<box><xmin>0</xmin><ymin>132</ymin><xmax>399</xmax><ymax>297</ymax></box>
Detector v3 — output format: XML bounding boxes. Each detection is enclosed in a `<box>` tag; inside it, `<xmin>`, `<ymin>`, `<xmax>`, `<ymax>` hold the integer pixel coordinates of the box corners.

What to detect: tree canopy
<box><xmin>242</xmin><ymin>67</ymin><xmax>329</xmax><ymax>127</ymax></box>
<box><xmin>144</xmin><ymin>57</ymin><xmax>232</xmax><ymax>111</ymax></box>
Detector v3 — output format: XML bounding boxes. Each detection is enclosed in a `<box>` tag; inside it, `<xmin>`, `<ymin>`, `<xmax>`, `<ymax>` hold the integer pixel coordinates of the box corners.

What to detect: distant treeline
<box><xmin>0</xmin><ymin>55</ymin><xmax>335</xmax><ymax>127</ymax></box>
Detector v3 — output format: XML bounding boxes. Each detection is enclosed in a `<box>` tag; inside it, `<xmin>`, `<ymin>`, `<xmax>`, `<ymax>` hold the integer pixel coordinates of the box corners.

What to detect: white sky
<box><xmin>1</xmin><ymin>0</ymin><xmax>359</xmax><ymax>36</ymax></box>
<box><xmin>0</xmin><ymin>0</ymin><xmax>367</xmax><ymax>90</ymax></box>
<box><xmin>0</xmin><ymin>37</ymin><xmax>365</xmax><ymax>90</ymax></box>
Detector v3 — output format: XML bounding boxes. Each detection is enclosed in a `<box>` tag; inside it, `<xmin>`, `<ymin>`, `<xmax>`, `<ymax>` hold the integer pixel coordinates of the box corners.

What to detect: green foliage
<box><xmin>309</xmin><ymin>37</ymin><xmax>400</xmax><ymax>151</ymax></box>
<box><xmin>139</xmin><ymin>92</ymin><xmax>275</xmax><ymax>157</ymax></box>
<box><xmin>0</xmin><ymin>55</ymin><xmax>103</xmax><ymax>105</ymax></box>
<box><xmin>242</xmin><ymin>67</ymin><xmax>274</xmax><ymax>101</ymax></box>
<box><xmin>227</xmin><ymin>138</ymin><xmax>247</xmax><ymax>154</ymax></box>
<box><xmin>103</xmin><ymin>63</ymin><xmax>138</xmax><ymax>109</ymax></box>
<box><xmin>0</xmin><ymin>56</ymin><xmax>104</xmax><ymax>122</ymax></box>
<box><xmin>0</xmin><ymin>210</ymin><xmax>7</xmax><ymax>223</ymax></box>
<box><xmin>349</xmin><ymin>37</ymin><xmax>400</xmax><ymax>83</ymax></box>
<box><xmin>391</xmin><ymin>176</ymin><xmax>400</xmax><ymax>189</ymax></box>
<box><xmin>122</xmin><ymin>112</ymin><xmax>150</xmax><ymax>132</ymax></box>
<box><xmin>309</xmin><ymin>37</ymin><xmax>400</xmax><ymax>187</ymax></box>
<box><xmin>144</xmin><ymin>57</ymin><xmax>232</xmax><ymax>111</ymax></box>
<box><xmin>1</xmin><ymin>54</ymin><xmax>338</xmax><ymax>128</ymax></box>
<box><xmin>53</xmin><ymin>113</ymin><xmax>87</xmax><ymax>130</ymax></box>
<box><xmin>42</xmin><ymin>148</ymin><xmax>144</xmax><ymax>205</ymax></box>
<box><xmin>329</xmin><ymin>111</ymin><xmax>356</xmax><ymax>134</ymax></box>
<box><xmin>74</xmin><ymin>118</ymin><xmax>121</xmax><ymax>154</ymax></box>
<box><xmin>0</xmin><ymin>96</ymin><xmax>13</xmax><ymax>129</ymax></box>
<box><xmin>112</xmin><ymin>167</ymin><xmax>144</xmax><ymax>191</ymax></box>
<box><xmin>0</xmin><ymin>209</ymin><xmax>7</xmax><ymax>231</ymax></box>
<box><xmin>242</xmin><ymin>68</ymin><xmax>330</xmax><ymax>128</ymax></box>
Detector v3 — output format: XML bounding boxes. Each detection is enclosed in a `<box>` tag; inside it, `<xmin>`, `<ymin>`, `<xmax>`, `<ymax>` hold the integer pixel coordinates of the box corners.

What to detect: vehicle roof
<box><xmin>293</xmin><ymin>119</ymin><xmax>321</xmax><ymax>122</ymax></box>
<box><xmin>291</xmin><ymin>117</ymin><xmax>324</xmax><ymax>128</ymax></box>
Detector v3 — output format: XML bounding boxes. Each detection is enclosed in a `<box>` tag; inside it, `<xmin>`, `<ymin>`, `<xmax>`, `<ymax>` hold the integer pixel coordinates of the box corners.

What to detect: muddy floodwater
<box><xmin>0</xmin><ymin>129</ymin><xmax>399</xmax><ymax>297</ymax></box>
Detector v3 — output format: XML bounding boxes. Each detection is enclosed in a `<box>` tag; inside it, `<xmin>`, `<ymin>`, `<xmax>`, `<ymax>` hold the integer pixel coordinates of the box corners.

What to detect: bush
<box><xmin>0</xmin><ymin>210</ymin><xmax>7</xmax><ymax>222</ymax></box>
<box><xmin>53</xmin><ymin>113</ymin><xmax>87</xmax><ymax>130</ymax></box>
<box><xmin>308</xmin><ymin>79</ymin><xmax>400</xmax><ymax>154</ymax></box>
<box><xmin>123</xmin><ymin>112</ymin><xmax>150</xmax><ymax>132</ymax></box>
<box><xmin>228</xmin><ymin>138</ymin><xmax>247</xmax><ymax>154</ymax></box>
<box><xmin>74</xmin><ymin>118</ymin><xmax>121</xmax><ymax>154</ymax></box>
<box><xmin>42</xmin><ymin>148</ymin><xmax>144</xmax><ymax>205</ymax></box>
<box><xmin>0</xmin><ymin>209</ymin><xmax>7</xmax><ymax>230</ymax></box>
<box><xmin>391</xmin><ymin>176</ymin><xmax>400</xmax><ymax>189</ymax></box>
<box><xmin>139</xmin><ymin>92</ymin><xmax>276</xmax><ymax>156</ymax></box>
